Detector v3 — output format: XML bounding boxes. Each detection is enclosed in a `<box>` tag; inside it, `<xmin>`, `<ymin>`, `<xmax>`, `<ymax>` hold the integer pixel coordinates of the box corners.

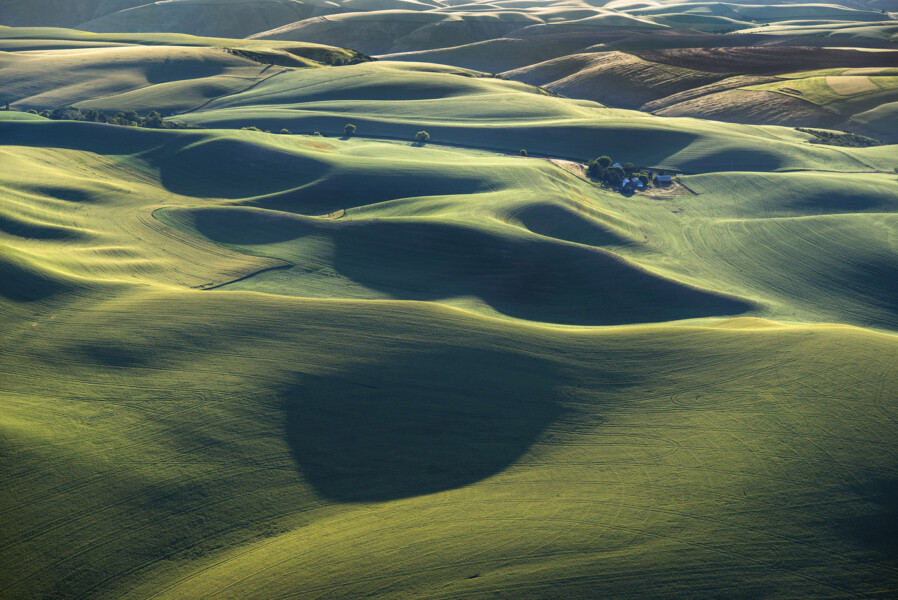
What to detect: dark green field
<box><xmin>1</xmin><ymin>2</ymin><xmax>897</xmax><ymax>599</ymax></box>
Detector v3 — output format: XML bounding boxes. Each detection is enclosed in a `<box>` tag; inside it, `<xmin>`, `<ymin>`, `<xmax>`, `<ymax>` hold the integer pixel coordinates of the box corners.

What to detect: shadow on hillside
<box><xmin>283</xmin><ymin>347</ymin><xmax>566</xmax><ymax>502</ymax></box>
<box><xmin>0</xmin><ymin>251</ymin><xmax>75</xmax><ymax>303</ymax></box>
<box><xmin>327</xmin><ymin>220</ymin><xmax>753</xmax><ymax>325</ymax></box>
<box><xmin>178</xmin><ymin>206</ymin><xmax>755</xmax><ymax>326</ymax></box>
<box><xmin>834</xmin><ymin>478</ymin><xmax>898</xmax><ymax>555</ymax></box>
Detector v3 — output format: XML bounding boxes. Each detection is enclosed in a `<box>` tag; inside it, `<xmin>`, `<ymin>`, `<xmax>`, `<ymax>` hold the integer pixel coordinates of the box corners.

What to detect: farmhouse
<box><xmin>620</xmin><ymin>178</ymin><xmax>643</xmax><ymax>193</ymax></box>
<box><xmin>654</xmin><ymin>174</ymin><xmax>672</xmax><ymax>186</ymax></box>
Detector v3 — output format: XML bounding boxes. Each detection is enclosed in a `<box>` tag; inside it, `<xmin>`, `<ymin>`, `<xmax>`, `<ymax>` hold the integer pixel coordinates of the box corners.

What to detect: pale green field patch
<box><xmin>826</xmin><ymin>75</ymin><xmax>879</xmax><ymax>95</ymax></box>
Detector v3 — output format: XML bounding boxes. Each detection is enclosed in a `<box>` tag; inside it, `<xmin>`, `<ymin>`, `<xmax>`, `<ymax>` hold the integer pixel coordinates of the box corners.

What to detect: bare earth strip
<box><xmin>653</xmin><ymin>89</ymin><xmax>842</xmax><ymax>128</ymax></box>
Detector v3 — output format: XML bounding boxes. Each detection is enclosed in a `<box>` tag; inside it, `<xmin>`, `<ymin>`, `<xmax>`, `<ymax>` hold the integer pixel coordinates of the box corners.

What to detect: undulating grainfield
<box><xmin>1</xmin><ymin>2</ymin><xmax>897</xmax><ymax>599</ymax></box>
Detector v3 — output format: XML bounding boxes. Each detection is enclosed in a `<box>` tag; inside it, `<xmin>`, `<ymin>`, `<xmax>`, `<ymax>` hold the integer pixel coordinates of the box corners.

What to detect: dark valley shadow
<box><xmin>283</xmin><ymin>347</ymin><xmax>567</xmax><ymax>502</ymax></box>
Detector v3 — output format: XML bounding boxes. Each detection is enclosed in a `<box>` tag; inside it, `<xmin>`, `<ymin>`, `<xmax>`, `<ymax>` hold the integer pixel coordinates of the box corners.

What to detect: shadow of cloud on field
<box><xmin>283</xmin><ymin>347</ymin><xmax>567</xmax><ymax>502</ymax></box>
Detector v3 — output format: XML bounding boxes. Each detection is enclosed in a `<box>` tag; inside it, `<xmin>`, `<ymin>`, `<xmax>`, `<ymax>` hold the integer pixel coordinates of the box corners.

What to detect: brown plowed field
<box><xmin>630</xmin><ymin>46</ymin><xmax>898</xmax><ymax>75</ymax></box>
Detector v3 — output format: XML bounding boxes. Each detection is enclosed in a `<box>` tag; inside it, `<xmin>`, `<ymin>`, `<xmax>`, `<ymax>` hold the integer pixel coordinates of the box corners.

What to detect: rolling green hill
<box><xmin>1</xmin><ymin>5</ymin><xmax>898</xmax><ymax>600</ymax></box>
<box><xmin>2</xmin><ymin>0</ymin><xmax>894</xmax><ymax>137</ymax></box>
<box><xmin>2</xmin><ymin>119</ymin><xmax>898</xmax><ymax>600</ymax></box>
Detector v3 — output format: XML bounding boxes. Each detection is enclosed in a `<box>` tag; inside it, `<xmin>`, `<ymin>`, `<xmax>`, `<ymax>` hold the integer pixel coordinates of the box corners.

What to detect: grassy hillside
<box><xmin>77</xmin><ymin>0</ymin><xmax>343</xmax><ymax>39</ymax></box>
<box><xmin>163</xmin><ymin>60</ymin><xmax>896</xmax><ymax>173</ymax></box>
<box><xmin>4</xmin><ymin>287</ymin><xmax>897</xmax><ymax>600</ymax></box>
<box><xmin>388</xmin><ymin>41</ymin><xmax>898</xmax><ymax>137</ymax></box>
<box><xmin>1</xmin><ymin>121</ymin><xmax>897</xmax><ymax>599</ymax></box>
<box><xmin>0</xmin><ymin>0</ymin><xmax>347</xmax><ymax>36</ymax></box>
<box><xmin>2</xmin><ymin>7</ymin><xmax>898</xmax><ymax>600</ymax></box>
<box><xmin>0</xmin><ymin>28</ymin><xmax>369</xmax><ymax>115</ymax></box>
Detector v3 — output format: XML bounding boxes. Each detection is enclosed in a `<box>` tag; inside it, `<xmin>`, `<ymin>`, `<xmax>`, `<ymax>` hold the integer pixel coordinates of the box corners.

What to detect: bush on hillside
<box><xmin>344</xmin><ymin>123</ymin><xmax>357</xmax><ymax>137</ymax></box>
<box><xmin>602</xmin><ymin>166</ymin><xmax>626</xmax><ymax>187</ymax></box>
<box><xmin>241</xmin><ymin>126</ymin><xmax>262</xmax><ymax>132</ymax></box>
<box><xmin>415</xmin><ymin>130</ymin><xmax>430</xmax><ymax>143</ymax></box>
<box><xmin>520</xmin><ymin>149</ymin><xmax>528</xmax><ymax>156</ymax></box>
<box><xmin>586</xmin><ymin>155</ymin><xmax>614</xmax><ymax>179</ymax></box>
<box><xmin>143</xmin><ymin>111</ymin><xmax>164</xmax><ymax>128</ymax></box>
<box><xmin>795</xmin><ymin>127</ymin><xmax>882</xmax><ymax>148</ymax></box>
<box><xmin>587</xmin><ymin>162</ymin><xmax>604</xmax><ymax>180</ymax></box>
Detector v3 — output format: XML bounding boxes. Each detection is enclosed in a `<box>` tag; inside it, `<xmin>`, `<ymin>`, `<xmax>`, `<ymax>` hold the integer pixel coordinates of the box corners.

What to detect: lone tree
<box><xmin>595</xmin><ymin>155</ymin><xmax>612</xmax><ymax>168</ymax></box>
<box><xmin>520</xmin><ymin>149</ymin><xmax>528</xmax><ymax>156</ymax></box>
<box><xmin>415</xmin><ymin>130</ymin><xmax>430</xmax><ymax>143</ymax></box>
<box><xmin>344</xmin><ymin>123</ymin><xmax>357</xmax><ymax>137</ymax></box>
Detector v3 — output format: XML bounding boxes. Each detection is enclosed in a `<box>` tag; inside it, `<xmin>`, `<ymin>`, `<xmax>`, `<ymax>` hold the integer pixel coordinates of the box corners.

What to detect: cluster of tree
<box><xmin>32</xmin><ymin>107</ymin><xmax>186</xmax><ymax>129</ymax></box>
<box><xmin>586</xmin><ymin>155</ymin><xmax>655</xmax><ymax>188</ymax></box>
<box><xmin>795</xmin><ymin>127</ymin><xmax>883</xmax><ymax>148</ymax></box>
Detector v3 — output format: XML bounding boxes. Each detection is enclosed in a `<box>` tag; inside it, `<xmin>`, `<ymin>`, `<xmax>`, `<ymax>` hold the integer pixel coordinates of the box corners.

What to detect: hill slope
<box><xmin>1</xmin><ymin>120</ymin><xmax>896</xmax><ymax>598</ymax></box>
<box><xmin>1</xmin><ymin>11</ymin><xmax>898</xmax><ymax>600</ymax></box>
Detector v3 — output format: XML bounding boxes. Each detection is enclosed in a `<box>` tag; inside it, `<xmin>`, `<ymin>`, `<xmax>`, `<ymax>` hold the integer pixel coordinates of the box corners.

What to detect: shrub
<box><xmin>595</xmin><ymin>155</ymin><xmax>612</xmax><ymax>169</ymax></box>
<box><xmin>602</xmin><ymin>166</ymin><xmax>626</xmax><ymax>187</ymax></box>
<box><xmin>344</xmin><ymin>123</ymin><xmax>357</xmax><ymax>136</ymax></box>
<box><xmin>280</xmin><ymin>128</ymin><xmax>291</xmax><ymax>134</ymax></box>
<box><xmin>142</xmin><ymin>111</ymin><xmax>164</xmax><ymax>128</ymax></box>
<box><xmin>112</xmin><ymin>111</ymin><xmax>139</xmax><ymax>126</ymax></box>
<box><xmin>520</xmin><ymin>149</ymin><xmax>528</xmax><ymax>156</ymax></box>
<box><xmin>312</xmin><ymin>131</ymin><xmax>322</xmax><ymax>136</ymax></box>
<box><xmin>415</xmin><ymin>130</ymin><xmax>430</xmax><ymax>143</ymax></box>
<box><xmin>241</xmin><ymin>126</ymin><xmax>262</xmax><ymax>132</ymax></box>
<box><xmin>53</xmin><ymin>106</ymin><xmax>85</xmax><ymax>121</ymax></box>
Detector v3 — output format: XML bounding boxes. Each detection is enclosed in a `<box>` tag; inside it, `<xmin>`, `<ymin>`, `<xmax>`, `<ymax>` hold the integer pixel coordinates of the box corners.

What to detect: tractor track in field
<box><xmin>196</xmin><ymin>262</ymin><xmax>293</xmax><ymax>290</ymax></box>
<box><xmin>177</xmin><ymin>63</ymin><xmax>290</xmax><ymax>117</ymax></box>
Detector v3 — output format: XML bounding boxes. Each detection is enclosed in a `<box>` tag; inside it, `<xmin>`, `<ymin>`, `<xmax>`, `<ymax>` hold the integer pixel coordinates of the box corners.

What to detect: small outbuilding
<box><xmin>654</xmin><ymin>174</ymin><xmax>673</xmax><ymax>186</ymax></box>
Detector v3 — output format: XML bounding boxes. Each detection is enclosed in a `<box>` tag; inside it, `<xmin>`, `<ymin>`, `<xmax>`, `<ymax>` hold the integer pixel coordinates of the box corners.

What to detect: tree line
<box><xmin>28</xmin><ymin>106</ymin><xmax>187</xmax><ymax>129</ymax></box>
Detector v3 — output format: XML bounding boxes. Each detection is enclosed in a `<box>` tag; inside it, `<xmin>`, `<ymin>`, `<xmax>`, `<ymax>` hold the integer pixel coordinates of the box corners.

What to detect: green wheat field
<box><xmin>1</xmin><ymin>1</ymin><xmax>897</xmax><ymax>598</ymax></box>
